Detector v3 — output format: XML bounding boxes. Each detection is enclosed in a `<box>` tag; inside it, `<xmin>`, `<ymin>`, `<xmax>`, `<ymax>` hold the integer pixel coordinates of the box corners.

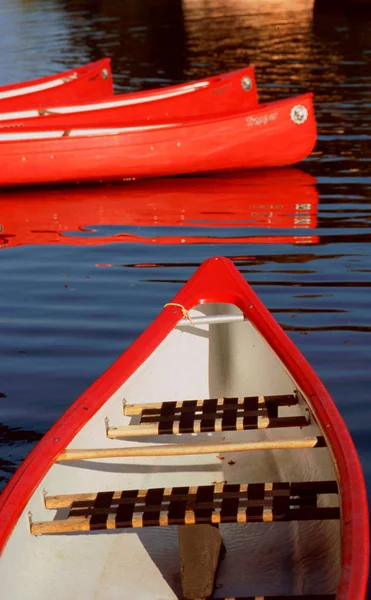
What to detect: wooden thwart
<box><xmin>31</xmin><ymin>480</ymin><xmax>339</xmax><ymax>535</ymax></box>
<box><xmin>110</xmin><ymin>394</ymin><xmax>308</xmax><ymax>438</ymax></box>
<box><xmin>57</xmin><ymin>436</ymin><xmax>325</xmax><ymax>462</ymax></box>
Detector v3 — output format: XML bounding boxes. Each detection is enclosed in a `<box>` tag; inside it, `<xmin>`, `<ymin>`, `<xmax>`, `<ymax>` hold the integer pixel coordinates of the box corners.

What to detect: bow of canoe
<box><xmin>0</xmin><ymin>257</ymin><xmax>368</xmax><ymax>599</ymax></box>
<box><xmin>0</xmin><ymin>59</ymin><xmax>113</xmax><ymax>110</ymax></box>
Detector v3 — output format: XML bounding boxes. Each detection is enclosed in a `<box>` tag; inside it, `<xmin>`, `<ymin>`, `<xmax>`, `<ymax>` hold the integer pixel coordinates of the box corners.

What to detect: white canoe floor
<box><xmin>0</xmin><ymin>303</ymin><xmax>340</xmax><ymax>599</ymax></box>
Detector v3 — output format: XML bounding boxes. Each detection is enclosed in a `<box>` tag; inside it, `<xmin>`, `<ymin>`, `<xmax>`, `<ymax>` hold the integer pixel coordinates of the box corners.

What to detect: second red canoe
<box><xmin>0</xmin><ymin>66</ymin><xmax>258</xmax><ymax>128</ymax></box>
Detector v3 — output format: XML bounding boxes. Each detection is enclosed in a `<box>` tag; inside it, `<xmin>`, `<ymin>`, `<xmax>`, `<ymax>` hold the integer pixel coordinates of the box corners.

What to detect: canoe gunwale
<box><xmin>0</xmin><ymin>64</ymin><xmax>257</xmax><ymax>123</ymax></box>
<box><xmin>0</xmin><ymin>257</ymin><xmax>368</xmax><ymax>600</ymax></box>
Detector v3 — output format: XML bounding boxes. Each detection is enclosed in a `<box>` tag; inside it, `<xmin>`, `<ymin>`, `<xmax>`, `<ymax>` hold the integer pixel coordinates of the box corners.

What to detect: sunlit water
<box><xmin>0</xmin><ymin>0</ymin><xmax>371</xmax><ymax>591</ymax></box>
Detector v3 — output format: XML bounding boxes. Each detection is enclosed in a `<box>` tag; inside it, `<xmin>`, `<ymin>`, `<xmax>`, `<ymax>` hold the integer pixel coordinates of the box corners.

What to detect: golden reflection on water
<box><xmin>182</xmin><ymin>0</ymin><xmax>315</xmax><ymax>91</ymax></box>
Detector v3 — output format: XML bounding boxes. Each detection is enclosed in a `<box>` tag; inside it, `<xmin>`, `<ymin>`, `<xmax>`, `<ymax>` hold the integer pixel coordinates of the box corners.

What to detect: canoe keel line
<box><xmin>0</xmin><ymin>257</ymin><xmax>368</xmax><ymax>599</ymax></box>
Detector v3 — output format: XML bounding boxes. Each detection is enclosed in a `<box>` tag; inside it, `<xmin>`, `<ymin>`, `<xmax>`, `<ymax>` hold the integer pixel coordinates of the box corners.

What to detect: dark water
<box><xmin>0</xmin><ymin>0</ymin><xmax>371</xmax><ymax>585</ymax></box>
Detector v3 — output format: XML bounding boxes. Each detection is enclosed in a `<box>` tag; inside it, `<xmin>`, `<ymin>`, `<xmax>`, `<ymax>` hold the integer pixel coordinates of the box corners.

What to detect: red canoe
<box><xmin>0</xmin><ymin>257</ymin><xmax>368</xmax><ymax>599</ymax></box>
<box><xmin>0</xmin><ymin>59</ymin><xmax>113</xmax><ymax>110</ymax></box>
<box><xmin>0</xmin><ymin>93</ymin><xmax>316</xmax><ymax>186</ymax></box>
<box><xmin>0</xmin><ymin>168</ymin><xmax>319</xmax><ymax>247</ymax></box>
<box><xmin>0</xmin><ymin>66</ymin><xmax>258</xmax><ymax>129</ymax></box>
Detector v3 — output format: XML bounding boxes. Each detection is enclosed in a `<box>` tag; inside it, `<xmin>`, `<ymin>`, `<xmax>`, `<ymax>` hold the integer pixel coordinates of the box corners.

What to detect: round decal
<box><xmin>241</xmin><ymin>76</ymin><xmax>253</xmax><ymax>92</ymax></box>
<box><xmin>290</xmin><ymin>104</ymin><xmax>308</xmax><ymax>124</ymax></box>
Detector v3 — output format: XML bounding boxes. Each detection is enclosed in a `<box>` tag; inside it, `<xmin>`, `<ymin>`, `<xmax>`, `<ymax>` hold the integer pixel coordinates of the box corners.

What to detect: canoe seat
<box><xmin>107</xmin><ymin>394</ymin><xmax>309</xmax><ymax>438</ymax></box>
<box><xmin>31</xmin><ymin>480</ymin><xmax>339</xmax><ymax>535</ymax></box>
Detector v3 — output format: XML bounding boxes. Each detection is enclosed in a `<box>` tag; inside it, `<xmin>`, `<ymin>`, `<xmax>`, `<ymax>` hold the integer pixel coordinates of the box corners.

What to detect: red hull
<box><xmin>0</xmin><ymin>94</ymin><xmax>316</xmax><ymax>186</ymax></box>
<box><xmin>0</xmin><ymin>257</ymin><xmax>368</xmax><ymax>598</ymax></box>
<box><xmin>0</xmin><ymin>59</ymin><xmax>113</xmax><ymax>110</ymax></box>
<box><xmin>0</xmin><ymin>169</ymin><xmax>319</xmax><ymax>247</ymax></box>
<box><xmin>0</xmin><ymin>66</ymin><xmax>258</xmax><ymax>129</ymax></box>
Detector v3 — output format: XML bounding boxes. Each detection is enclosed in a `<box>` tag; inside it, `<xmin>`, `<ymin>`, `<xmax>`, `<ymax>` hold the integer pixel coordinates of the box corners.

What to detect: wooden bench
<box><xmin>32</xmin><ymin>480</ymin><xmax>338</xmax><ymax>599</ymax></box>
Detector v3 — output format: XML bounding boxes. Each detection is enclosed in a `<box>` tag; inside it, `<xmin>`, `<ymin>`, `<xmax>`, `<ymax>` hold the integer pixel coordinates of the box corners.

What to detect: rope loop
<box><xmin>164</xmin><ymin>302</ymin><xmax>194</xmax><ymax>326</ymax></box>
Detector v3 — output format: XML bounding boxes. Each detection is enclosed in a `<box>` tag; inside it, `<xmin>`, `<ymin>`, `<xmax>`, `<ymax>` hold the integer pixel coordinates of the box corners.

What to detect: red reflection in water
<box><xmin>0</xmin><ymin>168</ymin><xmax>318</xmax><ymax>248</ymax></box>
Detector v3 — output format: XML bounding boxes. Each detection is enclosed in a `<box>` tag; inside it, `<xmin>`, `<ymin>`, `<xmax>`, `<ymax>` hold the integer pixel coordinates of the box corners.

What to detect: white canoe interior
<box><xmin>0</xmin><ymin>303</ymin><xmax>340</xmax><ymax>600</ymax></box>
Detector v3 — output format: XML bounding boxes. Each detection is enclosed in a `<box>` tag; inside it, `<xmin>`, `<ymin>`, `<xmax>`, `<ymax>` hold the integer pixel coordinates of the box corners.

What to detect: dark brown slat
<box><xmin>285</xmin><ymin>508</ymin><xmax>340</xmax><ymax>521</ymax></box>
<box><xmin>158</xmin><ymin>400</ymin><xmax>178</xmax><ymax>435</ymax></box>
<box><xmin>89</xmin><ymin>491</ymin><xmax>114</xmax><ymax>530</ymax></box>
<box><xmin>266</xmin><ymin>416</ymin><xmax>309</xmax><ymax>429</ymax></box>
<box><xmin>290</xmin><ymin>480</ymin><xmax>338</xmax><ymax>493</ymax></box>
<box><xmin>143</xmin><ymin>487</ymin><xmax>164</xmax><ymax>527</ymax></box>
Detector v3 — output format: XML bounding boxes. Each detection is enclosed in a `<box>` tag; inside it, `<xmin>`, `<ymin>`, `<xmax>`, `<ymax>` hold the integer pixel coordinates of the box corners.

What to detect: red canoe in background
<box><xmin>0</xmin><ymin>59</ymin><xmax>113</xmax><ymax>110</ymax></box>
<box><xmin>0</xmin><ymin>168</ymin><xmax>319</xmax><ymax>247</ymax></box>
<box><xmin>0</xmin><ymin>66</ymin><xmax>258</xmax><ymax>129</ymax></box>
<box><xmin>0</xmin><ymin>93</ymin><xmax>316</xmax><ymax>186</ymax></box>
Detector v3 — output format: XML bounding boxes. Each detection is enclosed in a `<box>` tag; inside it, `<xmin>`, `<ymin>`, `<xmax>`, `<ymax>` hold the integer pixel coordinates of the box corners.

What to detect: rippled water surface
<box><xmin>0</xmin><ymin>0</ymin><xmax>371</xmax><ymax>587</ymax></box>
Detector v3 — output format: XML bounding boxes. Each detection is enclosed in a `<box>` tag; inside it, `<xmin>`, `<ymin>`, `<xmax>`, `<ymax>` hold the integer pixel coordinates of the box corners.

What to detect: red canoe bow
<box><xmin>0</xmin><ymin>257</ymin><xmax>368</xmax><ymax>599</ymax></box>
<box><xmin>0</xmin><ymin>59</ymin><xmax>113</xmax><ymax>110</ymax></box>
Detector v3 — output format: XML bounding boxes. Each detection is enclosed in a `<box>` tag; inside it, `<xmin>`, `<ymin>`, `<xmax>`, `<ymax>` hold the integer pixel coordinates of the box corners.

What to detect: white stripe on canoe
<box><xmin>0</xmin><ymin>81</ymin><xmax>209</xmax><ymax>121</ymax></box>
<box><xmin>0</xmin><ymin>122</ymin><xmax>180</xmax><ymax>141</ymax></box>
<box><xmin>0</xmin><ymin>73</ymin><xmax>78</xmax><ymax>101</ymax></box>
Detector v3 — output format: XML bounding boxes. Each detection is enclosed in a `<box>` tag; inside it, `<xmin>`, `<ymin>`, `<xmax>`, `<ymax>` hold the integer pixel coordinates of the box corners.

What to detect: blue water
<box><xmin>0</xmin><ymin>0</ymin><xmax>371</xmax><ymax>591</ymax></box>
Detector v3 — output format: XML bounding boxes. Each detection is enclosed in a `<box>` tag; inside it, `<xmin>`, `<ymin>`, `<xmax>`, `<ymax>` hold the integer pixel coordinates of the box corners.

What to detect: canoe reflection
<box><xmin>0</xmin><ymin>168</ymin><xmax>318</xmax><ymax>248</ymax></box>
